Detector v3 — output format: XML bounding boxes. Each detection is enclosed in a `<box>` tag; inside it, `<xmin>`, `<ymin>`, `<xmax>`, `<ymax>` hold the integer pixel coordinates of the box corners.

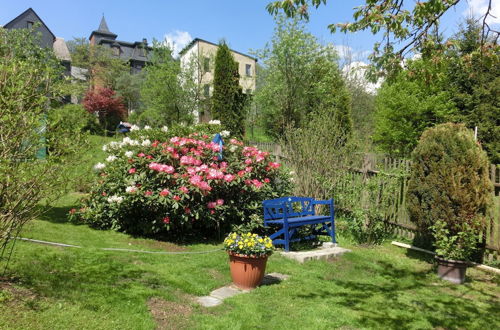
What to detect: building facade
<box><xmin>89</xmin><ymin>17</ymin><xmax>151</xmax><ymax>73</ymax></box>
<box><xmin>179</xmin><ymin>38</ymin><xmax>257</xmax><ymax>122</ymax></box>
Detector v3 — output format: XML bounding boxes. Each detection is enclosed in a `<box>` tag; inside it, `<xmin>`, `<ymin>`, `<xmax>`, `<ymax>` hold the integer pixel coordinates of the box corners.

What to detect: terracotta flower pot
<box><xmin>228</xmin><ymin>252</ymin><xmax>268</xmax><ymax>290</ymax></box>
<box><xmin>436</xmin><ymin>257</ymin><xmax>468</xmax><ymax>284</ymax></box>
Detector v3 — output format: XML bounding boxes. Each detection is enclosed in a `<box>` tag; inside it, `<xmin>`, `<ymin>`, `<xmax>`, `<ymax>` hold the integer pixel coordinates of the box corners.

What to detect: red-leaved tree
<box><xmin>83</xmin><ymin>87</ymin><xmax>127</xmax><ymax>131</ymax></box>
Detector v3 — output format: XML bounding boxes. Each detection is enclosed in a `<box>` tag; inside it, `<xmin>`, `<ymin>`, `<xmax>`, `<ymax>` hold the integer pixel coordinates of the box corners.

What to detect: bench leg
<box><xmin>329</xmin><ymin>221</ymin><xmax>336</xmax><ymax>244</ymax></box>
<box><xmin>283</xmin><ymin>223</ymin><xmax>290</xmax><ymax>252</ymax></box>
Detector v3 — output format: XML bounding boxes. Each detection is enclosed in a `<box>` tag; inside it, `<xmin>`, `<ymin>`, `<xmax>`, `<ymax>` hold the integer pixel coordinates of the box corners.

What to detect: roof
<box><xmin>4</xmin><ymin>7</ymin><xmax>56</xmax><ymax>41</ymax></box>
<box><xmin>98</xmin><ymin>39</ymin><xmax>152</xmax><ymax>62</ymax></box>
<box><xmin>89</xmin><ymin>15</ymin><xmax>117</xmax><ymax>40</ymax></box>
<box><xmin>97</xmin><ymin>16</ymin><xmax>111</xmax><ymax>33</ymax></box>
<box><xmin>178</xmin><ymin>38</ymin><xmax>257</xmax><ymax>61</ymax></box>
<box><xmin>53</xmin><ymin>37</ymin><xmax>71</xmax><ymax>61</ymax></box>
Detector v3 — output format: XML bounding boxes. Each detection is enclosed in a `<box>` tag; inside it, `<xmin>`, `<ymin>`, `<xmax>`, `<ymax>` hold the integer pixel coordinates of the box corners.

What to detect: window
<box><xmin>245</xmin><ymin>64</ymin><xmax>252</xmax><ymax>76</ymax></box>
<box><xmin>204</xmin><ymin>84</ymin><xmax>210</xmax><ymax>97</ymax></box>
<box><xmin>113</xmin><ymin>46</ymin><xmax>120</xmax><ymax>56</ymax></box>
<box><xmin>203</xmin><ymin>57</ymin><xmax>210</xmax><ymax>73</ymax></box>
<box><xmin>26</xmin><ymin>21</ymin><xmax>34</xmax><ymax>28</ymax></box>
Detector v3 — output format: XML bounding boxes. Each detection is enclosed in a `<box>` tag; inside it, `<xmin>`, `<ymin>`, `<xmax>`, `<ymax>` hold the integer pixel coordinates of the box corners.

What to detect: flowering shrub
<box><xmin>70</xmin><ymin>124</ymin><xmax>291</xmax><ymax>239</ymax></box>
<box><xmin>223</xmin><ymin>232</ymin><xmax>274</xmax><ymax>257</ymax></box>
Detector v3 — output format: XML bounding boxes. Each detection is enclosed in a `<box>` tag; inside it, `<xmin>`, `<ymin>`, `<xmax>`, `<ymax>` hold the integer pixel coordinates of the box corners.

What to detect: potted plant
<box><xmin>407</xmin><ymin>123</ymin><xmax>492</xmax><ymax>284</ymax></box>
<box><xmin>223</xmin><ymin>232</ymin><xmax>274</xmax><ymax>290</ymax></box>
<box><xmin>431</xmin><ymin>220</ymin><xmax>482</xmax><ymax>284</ymax></box>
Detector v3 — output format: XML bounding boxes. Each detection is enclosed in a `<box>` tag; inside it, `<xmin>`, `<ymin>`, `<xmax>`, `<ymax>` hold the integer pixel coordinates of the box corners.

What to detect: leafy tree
<box><xmin>115</xmin><ymin>71</ymin><xmax>144</xmax><ymax>114</ymax></box>
<box><xmin>139</xmin><ymin>42</ymin><xmax>193</xmax><ymax>126</ymax></box>
<box><xmin>212</xmin><ymin>41</ymin><xmax>247</xmax><ymax>138</ymax></box>
<box><xmin>445</xmin><ymin>19</ymin><xmax>500</xmax><ymax>162</ymax></box>
<box><xmin>0</xmin><ymin>28</ymin><xmax>83</xmax><ymax>261</ymax></box>
<box><xmin>83</xmin><ymin>87</ymin><xmax>127</xmax><ymax>132</ymax></box>
<box><xmin>373</xmin><ymin>19</ymin><xmax>499</xmax><ymax>160</ymax></box>
<box><xmin>373</xmin><ymin>57</ymin><xmax>456</xmax><ymax>156</ymax></box>
<box><xmin>254</xmin><ymin>16</ymin><xmax>351</xmax><ymax>138</ymax></box>
<box><xmin>267</xmin><ymin>0</ymin><xmax>499</xmax><ymax>77</ymax></box>
<box><xmin>68</xmin><ymin>37</ymin><xmax>128</xmax><ymax>89</ymax></box>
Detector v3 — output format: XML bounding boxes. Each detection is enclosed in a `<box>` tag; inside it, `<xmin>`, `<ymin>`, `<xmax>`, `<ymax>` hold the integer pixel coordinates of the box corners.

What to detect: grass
<box><xmin>1</xmin><ymin>195</ymin><xmax>499</xmax><ymax>329</ymax></box>
<box><xmin>245</xmin><ymin>125</ymin><xmax>274</xmax><ymax>143</ymax></box>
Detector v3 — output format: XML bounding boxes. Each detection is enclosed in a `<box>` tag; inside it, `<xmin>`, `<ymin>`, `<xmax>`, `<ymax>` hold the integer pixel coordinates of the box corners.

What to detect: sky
<box><xmin>1</xmin><ymin>0</ymin><xmax>498</xmax><ymax>62</ymax></box>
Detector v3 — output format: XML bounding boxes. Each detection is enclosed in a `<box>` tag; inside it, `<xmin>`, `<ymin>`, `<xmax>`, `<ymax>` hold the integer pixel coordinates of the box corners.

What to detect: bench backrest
<box><xmin>263</xmin><ymin>196</ymin><xmax>315</xmax><ymax>220</ymax></box>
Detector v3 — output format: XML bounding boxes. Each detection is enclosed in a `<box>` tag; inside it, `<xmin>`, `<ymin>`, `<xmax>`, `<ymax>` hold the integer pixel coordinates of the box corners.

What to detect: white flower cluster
<box><xmin>130</xmin><ymin>124</ymin><xmax>140</xmax><ymax>131</ymax></box>
<box><xmin>161</xmin><ymin>126</ymin><xmax>169</xmax><ymax>132</ymax></box>
<box><xmin>93</xmin><ymin>162</ymin><xmax>106</xmax><ymax>171</ymax></box>
<box><xmin>141</xmin><ymin>139</ymin><xmax>151</xmax><ymax>147</ymax></box>
<box><xmin>106</xmin><ymin>155</ymin><xmax>117</xmax><ymax>162</ymax></box>
<box><xmin>122</xmin><ymin>137</ymin><xmax>140</xmax><ymax>146</ymax></box>
<box><xmin>125</xmin><ymin>186</ymin><xmax>137</xmax><ymax>193</ymax></box>
<box><xmin>144</xmin><ymin>125</ymin><xmax>151</xmax><ymax>130</ymax></box>
<box><xmin>220</xmin><ymin>130</ymin><xmax>230</xmax><ymax>137</ymax></box>
<box><xmin>107</xmin><ymin>195</ymin><xmax>124</xmax><ymax>204</ymax></box>
<box><xmin>209</xmin><ymin>120</ymin><xmax>221</xmax><ymax>125</ymax></box>
<box><xmin>125</xmin><ymin>151</ymin><xmax>133</xmax><ymax>158</ymax></box>
<box><xmin>229</xmin><ymin>145</ymin><xmax>238</xmax><ymax>152</ymax></box>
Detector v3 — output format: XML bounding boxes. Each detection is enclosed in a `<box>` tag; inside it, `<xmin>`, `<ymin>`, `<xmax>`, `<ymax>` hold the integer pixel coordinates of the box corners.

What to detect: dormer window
<box><xmin>27</xmin><ymin>21</ymin><xmax>34</xmax><ymax>28</ymax></box>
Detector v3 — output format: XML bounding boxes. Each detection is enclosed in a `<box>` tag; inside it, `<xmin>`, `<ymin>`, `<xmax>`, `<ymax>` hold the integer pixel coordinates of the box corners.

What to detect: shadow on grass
<box><xmin>295</xmin><ymin>259</ymin><xmax>500</xmax><ymax>329</ymax></box>
<box><xmin>36</xmin><ymin>205</ymin><xmax>74</xmax><ymax>224</ymax></box>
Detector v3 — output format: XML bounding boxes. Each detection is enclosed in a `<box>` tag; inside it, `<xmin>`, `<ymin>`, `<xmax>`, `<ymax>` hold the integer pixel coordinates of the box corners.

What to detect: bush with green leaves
<box><xmin>70</xmin><ymin>123</ymin><xmax>292</xmax><ymax>239</ymax></box>
<box><xmin>407</xmin><ymin>123</ymin><xmax>492</xmax><ymax>260</ymax></box>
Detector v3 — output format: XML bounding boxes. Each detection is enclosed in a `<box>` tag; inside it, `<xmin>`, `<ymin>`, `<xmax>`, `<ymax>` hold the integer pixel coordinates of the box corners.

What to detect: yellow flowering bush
<box><xmin>223</xmin><ymin>232</ymin><xmax>274</xmax><ymax>257</ymax></box>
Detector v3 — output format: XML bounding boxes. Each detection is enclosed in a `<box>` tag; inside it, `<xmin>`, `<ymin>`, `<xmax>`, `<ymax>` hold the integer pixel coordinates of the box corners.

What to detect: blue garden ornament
<box><xmin>212</xmin><ymin>133</ymin><xmax>224</xmax><ymax>160</ymax></box>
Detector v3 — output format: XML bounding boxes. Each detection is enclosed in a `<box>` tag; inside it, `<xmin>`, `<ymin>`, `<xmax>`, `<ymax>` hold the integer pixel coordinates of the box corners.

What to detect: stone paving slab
<box><xmin>196</xmin><ymin>273</ymin><xmax>290</xmax><ymax>307</ymax></box>
<box><xmin>196</xmin><ymin>296</ymin><xmax>222</xmax><ymax>307</ymax></box>
<box><xmin>210</xmin><ymin>285</ymin><xmax>244</xmax><ymax>300</ymax></box>
<box><xmin>279</xmin><ymin>246</ymin><xmax>351</xmax><ymax>263</ymax></box>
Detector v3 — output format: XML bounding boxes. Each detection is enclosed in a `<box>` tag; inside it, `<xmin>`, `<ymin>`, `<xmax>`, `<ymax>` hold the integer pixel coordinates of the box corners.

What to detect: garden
<box><xmin>2</xmin><ymin>1</ymin><xmax>500</xmax><ymax>329</ymax></box>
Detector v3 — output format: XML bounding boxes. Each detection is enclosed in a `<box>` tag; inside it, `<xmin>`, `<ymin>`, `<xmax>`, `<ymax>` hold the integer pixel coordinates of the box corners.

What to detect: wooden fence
<box><xmin>248</xmin><ymin>141</ymin><xmax>500</xmax><ymax>260</ymax></box>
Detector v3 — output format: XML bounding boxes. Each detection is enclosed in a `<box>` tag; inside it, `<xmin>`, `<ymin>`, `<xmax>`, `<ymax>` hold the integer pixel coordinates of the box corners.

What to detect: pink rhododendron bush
<box><xmin>70</xmin><ymin>124</ymin><xmax>291</xmax><ymax>239</ymax></box>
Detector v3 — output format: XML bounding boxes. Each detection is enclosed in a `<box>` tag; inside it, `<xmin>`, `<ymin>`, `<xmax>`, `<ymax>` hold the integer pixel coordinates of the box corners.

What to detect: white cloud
<box><xmin>342</xmin><ymin>61</ymin><xmax>382</xmax><ymax>94</ymax></box>
<box><xmin>164</xmin><ymin>30</ymin><xmax>193</xmax><ymax>58</ymax></box>
<box><xmin>465</xmin><ymin>0</ymin><xmax>500</xmax><ymax>25</ymax></box>
<box><xmin>332</xmin><ymin>44</ymin><xmax>371</xmax><ymax>61</ymax></box>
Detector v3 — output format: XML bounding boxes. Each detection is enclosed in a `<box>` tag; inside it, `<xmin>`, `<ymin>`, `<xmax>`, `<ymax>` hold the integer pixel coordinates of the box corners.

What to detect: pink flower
<box><xmin>163</xmin><ymin>217</ymin><xmax>170</xmax><ymax>224</ymax></box>
<box><xmin>198</xmin><ymin>181</ymin><xmax>212</xmax><ymax>191</ymax></box>
<box><xmin>245</xmin><ymin>158</ymin><xmax>252</xmax><ymax>165</ymax></box>
<box><xmin>237</xmin><ymin>170</ymin><xmax>246</xmax><ymax>177</ymax></box>
<box><xmin>252</xmin><ymin>179</ymin><xmax>263</xmax><ymax>189</ymax></box>
<box><xmin>207</xmin><ymin>202</ymin><xmax>217</xmax><ymax>209</ymax></box>
<box><xmin>268</xmin><ymin>162</ymin><xmax>281</xmax><ymax>169</ymax></box>
<box><xmin>145</xmin><ymin>190</ymin><xmax>153</xmax><ymax>196</ymax></box>
<box><xmin>146</xmin><ymin>155</ymin><xmax>153</xmax><ymax>160</ymax></box>
<box><xmin>245</xmin><ymin>167</ymin><xmax>253</xmax><ymax>173</ymax></box>
<box><xmin>173</xmin><ymin>195</ymin><xmax>181</xmax><ymax>201</ymax></box>
<box><xmin>128</xmin><ymin>168</ymin><xmax>136</xmax><ymax>174</ymax></box>
<box><xmin>264</xmin><ymin>178</ymin><xmax>270</xmax><ymax>183</ymax></box>
<box><xmin>179</xmin><ymin>186</ymin><xmax>189</xmax><ymax>194</ymax></box>
<box><xmin>210</xmin><ymin>210</ymin><xmax>215</xmax><ymax>215</ymax></box>
<box><xmin>224</xmin><ymin>174</ymin><xmax>235</xmax><ymax>182</ymax></box>
<box><xmin>160</xmin><ymin>189</ymin><xmax>170</xmax><ymax>196</ymax></box>
<box><xmin>184</xmin><ymin>207</ymin><xmax>191</xmax><ymax>214</ymax></box>
<box><xmin>216</xmin><ymin>199</ymin><xmax>224</xmax><ymax>206</ymax></box>
<box><xmin>137</xmin><ymin>153</ymin><xmax>145</xmax><ymax>158</ymax></box>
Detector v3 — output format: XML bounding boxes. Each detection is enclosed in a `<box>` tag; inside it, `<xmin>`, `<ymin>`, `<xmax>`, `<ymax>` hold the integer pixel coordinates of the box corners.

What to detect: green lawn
<box><xmin>1</xmin><ymin>194</ymin><xmax>498</xmax><ymax>329</ymax></box>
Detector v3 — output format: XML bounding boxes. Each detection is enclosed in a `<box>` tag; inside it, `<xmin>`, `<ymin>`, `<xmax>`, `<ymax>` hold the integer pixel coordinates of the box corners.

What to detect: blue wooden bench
<box><xmin>262</xmin><ymin>196</ymin><xmax>336</xmax><ymax>251</ymax></box>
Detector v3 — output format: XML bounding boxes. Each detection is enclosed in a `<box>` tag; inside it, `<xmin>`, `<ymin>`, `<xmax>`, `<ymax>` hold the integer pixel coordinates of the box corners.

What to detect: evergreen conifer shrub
<box><xmin>407</xmin><ymin>123</ymin><xmax>492</xmax><ymax>253</ymax></box>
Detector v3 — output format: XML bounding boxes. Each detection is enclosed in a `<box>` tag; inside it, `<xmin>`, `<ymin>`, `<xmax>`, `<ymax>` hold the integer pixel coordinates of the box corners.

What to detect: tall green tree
<box><xmin>139</xmin><ymin>42</ymin><xmax>193</xmax><ymax>126</ymax></box>
<box><xmin>211</xmin><ymin>41</ymin><xmax>247</xmax><ymax>138</ymax></box>
<box><xmin>255</xmin><ymin>16</ymin><xmax>351</xmax><ymax>138</ymax></box>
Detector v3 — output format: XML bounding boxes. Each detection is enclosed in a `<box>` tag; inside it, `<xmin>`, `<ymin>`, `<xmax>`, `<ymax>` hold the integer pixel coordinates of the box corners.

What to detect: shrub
<box><xmin>83</xmin><ymin>87</ymin><xmax>127</xmax><ymax>132</ymax></box>
<box><xmin>70</xmin><ymin>124</ymin><xmax>291</xmax><ymax>239</ymax></box>
<box><xmin>407</xmin><ymin>123</ymin><xmax>492</xmax><ymax>258</ymax></box>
